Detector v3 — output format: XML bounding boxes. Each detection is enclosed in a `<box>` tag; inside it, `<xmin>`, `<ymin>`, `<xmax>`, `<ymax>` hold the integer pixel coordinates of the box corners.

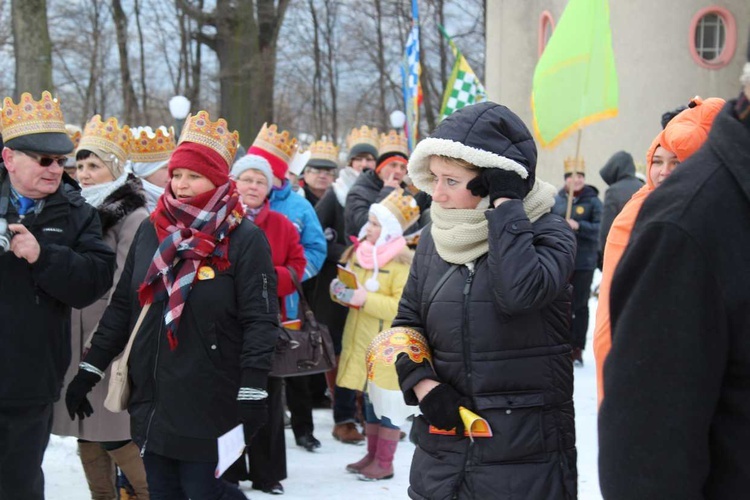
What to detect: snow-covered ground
<box><xmin>44</xmin><ymin>294</ymin><xmax>604</xmax><ymax>499</ymax></box>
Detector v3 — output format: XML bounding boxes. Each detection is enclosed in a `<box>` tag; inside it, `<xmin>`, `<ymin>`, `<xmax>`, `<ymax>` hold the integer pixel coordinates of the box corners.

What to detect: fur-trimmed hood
<box><xmin>408</xmin><ymin>102</ymin><xmax>537</xmax><ymax>194</ymax></box>
<box><xmin>98</xmin><ymin>174</ymin><xmax>147</xmax><ymax>233</ymax></box>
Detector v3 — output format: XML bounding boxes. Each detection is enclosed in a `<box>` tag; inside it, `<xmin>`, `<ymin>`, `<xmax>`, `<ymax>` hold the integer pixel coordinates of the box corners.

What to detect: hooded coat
<box><xmin>593</xmin><ymin>97</ymin><xmax>725</xmax><ymax>405</ymax></box>
<box><xmin>598</xmin><ymin>151</ymin><xmax>643</xmax><ymax>251</ymax></box>
<box><xmin>552</xmin><ymin>184</ymin><xmax>601</xmax><ymax>270</ymax></box>
<box><xmin>52</xmin><ymin>175</ymin><xmax>149</xmax><ymax>441</ymax></box>
<box><xmin>394</xmin><ymin>102</ymin><xmax>577</xmax><ymax>500</ymax></box>
<box><xmin>599</xmin><ymin>97</ymin><xmax>750</xmax><ymax>499</ymax></box>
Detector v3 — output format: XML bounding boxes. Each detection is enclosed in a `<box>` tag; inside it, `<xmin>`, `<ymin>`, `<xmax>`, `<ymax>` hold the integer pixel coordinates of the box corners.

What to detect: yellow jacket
<box><xmin>336</xmin><ymin>248</ymin><xmax>413</xmax><ymax>391</ymax></box>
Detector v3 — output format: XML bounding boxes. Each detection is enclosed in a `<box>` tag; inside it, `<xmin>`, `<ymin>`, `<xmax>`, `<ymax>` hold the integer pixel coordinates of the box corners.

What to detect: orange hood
<box><xmin>644</xmin><ymin>97</ymin><xmax>726</xmax><ymax>189</ymax></box>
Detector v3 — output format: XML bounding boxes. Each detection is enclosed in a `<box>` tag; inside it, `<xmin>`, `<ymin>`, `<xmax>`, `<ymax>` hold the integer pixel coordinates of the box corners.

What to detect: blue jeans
<box><xmin>363</xmin><ymin>395</ymin><xmax>399</xmax><ymax>430</ymax></box>
<box><xmin>333</xmin><ymin>385</ymin><xmax>358</xmax><ymax>424</ymax></box>
<box><xmin>142</xmin><ymin>453</ymin><xmax>247</xmax><ymax>500</ymax></box>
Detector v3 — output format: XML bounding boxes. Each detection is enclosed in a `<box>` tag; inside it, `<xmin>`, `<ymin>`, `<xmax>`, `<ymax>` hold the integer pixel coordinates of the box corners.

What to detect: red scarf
<box><xmin>138</xmin><ymin>182</ymin><xmax>245</xmax><ymax>350</ymax></box>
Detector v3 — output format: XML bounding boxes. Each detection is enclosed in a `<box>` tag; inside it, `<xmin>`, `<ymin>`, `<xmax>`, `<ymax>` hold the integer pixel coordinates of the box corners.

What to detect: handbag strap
<box><xmin>286</xmin><ymin>266</ymin><xmax>319</xmax><ymax>328</ymax></box>
<box><xmin>421</xmin><ymin>264</ymin><xmax>459</xmax><ymax>320</ymax></box>
<box><xmin>118</xmin><ymin>303</ymin><xmax>151</xmax><ymax>367</ymax></box>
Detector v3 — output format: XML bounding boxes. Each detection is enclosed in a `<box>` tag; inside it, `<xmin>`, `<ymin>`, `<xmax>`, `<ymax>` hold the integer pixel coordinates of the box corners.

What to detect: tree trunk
<box><xmin>135</xmin><ymin>0</ymin><xmax>148</xmax><ymax>119</ymax></box>
<box><xmin>111</xmin><ymin>0</ymin><xmax>140</xmax><ymax>123</ymax></box>
<box><xmin>374</xmin><ymin>0</ymin><xmax>388</xmax><ymax>130</ymax></box>
<box><xmin>309</xmin><ymin>0</ymin><xmax>323</xmax><ymax>137</ymax></box>
<box><xmin>11</xmin><ymin>0</ymin><xmax>53</xmax><ymax>98</ymax></box>
<box><xmin>324</xmin><ymin>0</ymin><xmax>338</xmax><ymax>140</ymax></box>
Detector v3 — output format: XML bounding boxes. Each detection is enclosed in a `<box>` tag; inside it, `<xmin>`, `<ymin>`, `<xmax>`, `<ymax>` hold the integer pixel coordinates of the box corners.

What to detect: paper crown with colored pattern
<box><xmin>378</xmin><ymin>129</ymin><xmax>409</xmax><ymax>159</ymax></box>
<box><xmin>65</xmin><ymin>124</ymin><xmax>82</xmax><ymax>157</ymax></box>
<box><xmin>379</xmin><ymin>188</ymin><xmax>420</xmax><ymax>232</ymax></box>
<box><xmin>178</xmin><ymin>111</ymin><xmax>239</xmax><ymax>167</ymax></box>
<box><xmin>564</xmin><ymin>157</ymin><xmax>586</xmax><ymax>175</ymax></box>
<box><xmin>78</xmin><ymin>115</ymin><xmax>132</xmax><ymax>165</ymax></box>
<box><xmin>306</xmin><ymin>140</ymin><xmax>340</xmax><ymax>169</ymax></box>
<box><xmin>347</xmin><ymin>125</ymin><xmax>380</xmax><ymax>158</ymax></box>
<box><xmin>366</xmin><ymin>327</ymin><xmax>431</xmax><ymax>390</ymax></box>
<box><xmin>1</xmin><ymin>91</ymin><xmax>67</xmax><ymax>142</ymax></box>
<box><xmin>251</xmin><ymin>123</ymin><xmax>298</xmax><ymax>165</ymax></box>
<box><xmin>130</xmin><ymin>126</ymin><xmax>177</xmax><ymax>163</ymax></box>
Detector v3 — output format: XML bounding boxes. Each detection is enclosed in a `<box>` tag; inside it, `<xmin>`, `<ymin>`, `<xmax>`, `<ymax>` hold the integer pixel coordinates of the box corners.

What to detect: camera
<box><xmin>0</xmin><ymin>218</ymin><xmax>13</xmax><ymax>254</ymax></box>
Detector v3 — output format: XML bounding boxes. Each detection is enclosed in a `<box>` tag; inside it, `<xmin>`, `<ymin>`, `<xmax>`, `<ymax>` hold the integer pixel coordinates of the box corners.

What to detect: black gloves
<box><xmin>65</xmin><ymin>370</ymin><xmax>101</xmax><ymax>421</ymax></box>
<box><xmin>239</xmin><ymin>400</ymin><xmax>269</xmax><ymax>445</ymax></box>
<box><xmin>418</xmin><ymin>383</ymin><xmax>471</xmax><ymax>432</ymax></box>
<box><xmin>467</xmin><ymin>168</ymin><xmax>529</xmax><ymax>205</ymax></box>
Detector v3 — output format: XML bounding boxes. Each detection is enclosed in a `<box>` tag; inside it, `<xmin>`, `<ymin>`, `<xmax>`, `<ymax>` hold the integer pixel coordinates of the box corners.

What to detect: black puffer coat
<box><xmin>598</xmin><ymin>151</ymin><xmax>643</xmax><ymax>252</ymax></box>
<box><xmin>552</xmin><ymin>185</ymin><xmax>601</xmax><ymax>270</ymax></box>
<box><xmin>394</xmin><ymin>202</ymin><xmax>577</xmax><ymax>500</ymax></box>
<box><xmin>89</xmin><ymin>218</ymin><xmax>280</xmax><ymax>462</ymax></box>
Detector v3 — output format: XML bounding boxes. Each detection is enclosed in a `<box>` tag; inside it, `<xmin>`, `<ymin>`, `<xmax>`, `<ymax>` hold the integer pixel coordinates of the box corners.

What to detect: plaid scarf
<box><xmin>138</xmin><ymin>182</ymin><xmax>245</xmax><ymax>350</ymax></box>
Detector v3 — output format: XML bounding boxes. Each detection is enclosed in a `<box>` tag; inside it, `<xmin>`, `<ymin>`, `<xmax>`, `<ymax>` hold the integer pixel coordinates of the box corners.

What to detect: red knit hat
<box><xmin>168</xmin><ymin>142</ymin><xmax>229</xmax><ymax>187</ymax></box>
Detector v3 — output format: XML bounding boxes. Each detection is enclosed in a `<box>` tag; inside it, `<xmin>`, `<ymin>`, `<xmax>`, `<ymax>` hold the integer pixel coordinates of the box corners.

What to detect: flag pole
<box><xmin>565</xmin><ymin>128</ymin><xmax>583</xmax><ymax>219</ymax></box>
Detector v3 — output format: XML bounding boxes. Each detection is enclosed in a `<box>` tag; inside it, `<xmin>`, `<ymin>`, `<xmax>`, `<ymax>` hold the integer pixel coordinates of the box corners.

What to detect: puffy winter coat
<box><xmin>89</xmin><ymin>218</ymin><xmax>280</xmax><ymax>462</ymax></box>
<box><xmin>270</xmin><ymin>181</ymin><xmax>326</xmax><ymax>319</ymax></box>
<box><xmin>598</xmin><ymin>151</ymin><xmax>643</xmax><ymax>252</ymax></box>
<box><xmin>600</xmin><ymin>97</ymin><xmax>750</xmax><ymax>499</ymax></box>
<box><xmin>552</xmin><ymin>185</ymin><xmax>601</xmax><ymax>270</ymax></box>
<box><xmin>394</xmin><ymin>203</ymin><xmax>577</xmax><ymax>500</ymax></box>
<box><xmin>0</xmin><ymin>173</ymin><xmax>115</xmax><ymax>407</ymax></box>
<box><xmin>252</xmin><ymin>200</ymin><xmax>306</xmax><ymax>321</ymax></box>
<box><xmin>336</xmin><ymin>248</ymin><xmax>412</xmax><ymax>392</ymax></box>
<box><xmin>52</xmin><ymin>175</ymin><xmax>149</xmax><ymax>441</ymax></box>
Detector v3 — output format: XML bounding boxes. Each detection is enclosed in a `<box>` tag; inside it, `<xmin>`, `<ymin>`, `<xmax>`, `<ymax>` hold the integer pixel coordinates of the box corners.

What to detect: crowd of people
<box><xmin>0</xmin><ymin>54</ymin><xmax>749</xmax><ymax>500</ymax></box>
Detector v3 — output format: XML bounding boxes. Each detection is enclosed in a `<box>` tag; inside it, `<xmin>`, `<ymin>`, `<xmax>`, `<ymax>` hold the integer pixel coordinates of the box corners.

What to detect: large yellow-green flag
<box><xmin>532</xmin><ymin>0</ymin><xmax>618</xmax><ymax>148</ymax></box>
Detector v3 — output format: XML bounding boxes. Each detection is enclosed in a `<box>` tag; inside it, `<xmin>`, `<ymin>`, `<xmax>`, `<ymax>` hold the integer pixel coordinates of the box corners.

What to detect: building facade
<box><xmin>486</xmin><ymin>0</ymin><xmax>749</xmax><ymax>190</ymax></box>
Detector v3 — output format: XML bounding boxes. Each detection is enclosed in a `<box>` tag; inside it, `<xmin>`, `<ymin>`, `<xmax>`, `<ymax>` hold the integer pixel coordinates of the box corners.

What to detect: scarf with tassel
<box><xmin>138</xmin><ymin>182</ymin><xmax>245</xmax><ymax>350</ymax></box>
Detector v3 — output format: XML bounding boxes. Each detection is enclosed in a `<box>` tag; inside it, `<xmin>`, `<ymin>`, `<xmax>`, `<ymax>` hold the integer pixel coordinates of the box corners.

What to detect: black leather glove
<box><xmin>65</xmin><ymin>370</ymin><xmax>100</xmax><ymax>421</ymax></box>
<box><xmin>467</xmin><ymin>168</ymin><xmax>529</xmax><ymax>205</ymax></box>
<box><xmin>239</xmin><ymin>399</ymin><xmax>269</xmax><ymax>445</ymax></box>
<box><xmin>418</xmin><ymin>383</ymin><xmax>471</xmax><ymax>432</ymax></box>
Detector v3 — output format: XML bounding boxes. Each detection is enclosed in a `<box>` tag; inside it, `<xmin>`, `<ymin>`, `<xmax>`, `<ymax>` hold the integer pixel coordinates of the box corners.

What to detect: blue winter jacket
<box><xmin>270</xmin><ymin>181</ymin><xmax>327</xmax><ymax>318</ymax></box>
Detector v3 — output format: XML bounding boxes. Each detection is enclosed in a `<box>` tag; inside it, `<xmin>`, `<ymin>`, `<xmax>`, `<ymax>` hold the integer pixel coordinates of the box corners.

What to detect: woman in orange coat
<box><xmin>593</xmin><ymin>97</ymin><xmax>725</xmax><ymax>405</ymax></box>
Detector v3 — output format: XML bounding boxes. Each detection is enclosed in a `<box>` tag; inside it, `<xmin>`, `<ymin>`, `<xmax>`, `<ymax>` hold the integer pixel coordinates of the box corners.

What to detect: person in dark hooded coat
<box><xmin>394</xmin><ymin>102</ymin><xmax>577</xmax><ymax>500</ymax></box>
<box><xmin>598</xmin><ymin>151</ymin><xmax>643</xmax><ymax>254</ymax></box>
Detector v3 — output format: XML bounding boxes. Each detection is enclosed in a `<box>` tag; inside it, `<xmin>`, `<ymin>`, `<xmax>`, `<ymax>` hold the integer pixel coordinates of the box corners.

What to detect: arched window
<box><xmin>539</xmin><ymin>11</ymin><xmax>555</xmax><ymax>57</ymax></box>
<box><xmin>690</xmin><ymin>7</ymin><xmax>736</xmax><ymax>69</ymax></box>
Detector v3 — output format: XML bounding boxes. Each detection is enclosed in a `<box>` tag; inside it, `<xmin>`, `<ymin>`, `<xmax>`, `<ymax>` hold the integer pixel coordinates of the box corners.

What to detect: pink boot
<box><xmin>357</xmin><ymin>426</ymin><xmax>400</xmax><ymax>481</ymax></box>
<box><xmin>346</xmin><ymin>423</ymin><xmax>379</xmax><ymax>473</ymax></box>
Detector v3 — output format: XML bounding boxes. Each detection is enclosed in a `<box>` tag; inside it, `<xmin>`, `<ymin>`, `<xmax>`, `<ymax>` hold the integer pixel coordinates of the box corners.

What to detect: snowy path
<box><xmin>44</xmin><ymin>296</ymin><xmax>603</xmax><ymax>499</ymax></box>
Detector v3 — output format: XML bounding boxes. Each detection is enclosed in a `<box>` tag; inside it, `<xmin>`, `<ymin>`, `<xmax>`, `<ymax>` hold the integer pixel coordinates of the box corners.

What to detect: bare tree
<box><xmin>11</xmin><ymin>0</ymin><xmax>53</xmax><ymax>97</ymax></box>
<box><xmin>111</xmin><ymin>0</ymin><xmax>140</xmax><ymax>123</ymax></box>
<box><xmin>179</xmin><ymin>0</ymin><xmax>291</xmax><ymax>144</ymax></box>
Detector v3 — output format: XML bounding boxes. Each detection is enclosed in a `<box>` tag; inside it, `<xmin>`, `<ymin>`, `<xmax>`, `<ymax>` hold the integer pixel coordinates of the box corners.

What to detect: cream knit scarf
<box><xmin>430</xmin><ymin>179</ymin><xmax>557</xmax><ymax>265</ymax></box>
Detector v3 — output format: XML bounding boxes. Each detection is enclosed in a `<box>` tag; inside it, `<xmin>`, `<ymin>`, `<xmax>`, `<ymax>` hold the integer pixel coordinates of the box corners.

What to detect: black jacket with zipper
<box><xmin>394</xmin><ymin>201</ymin><xmax>577</xmax><ymax>500</ymax></box>
<box><xmin>0</xmin><ymin>172</ymin><xmax>116</xmax><ymax>406</ymax></box>
<box><xmin>89</xmin><ymin>218</ymin><xmax>280</xmax><ymax>462</ymax></box>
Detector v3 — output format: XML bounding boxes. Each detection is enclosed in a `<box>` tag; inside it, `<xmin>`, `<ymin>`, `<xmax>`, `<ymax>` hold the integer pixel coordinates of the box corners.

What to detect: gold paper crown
<box><xmin>65</xmin><ymin>124</ymin><xmax>82</xmax><ymax>154</ymax></box>
<box><xmin>347</xmin><ymin>125</ymin><xmax>379</xmax><ymax>150</ymax></box>
<box><xmin>308</xmin><ymin>140</ymin><xmax>339</xmax><ymax>165</ymax></box>
<box><xmin>1</xmin><ymin>91</ymin><xmax>67</xmax><ymax>142</ymax></box>
<box><xmin>130</xmin><ymin>126</ymin><xmax>177</xmax><ymax>163</ymax></box>
<box><xmin>366</xmin><ymin>327</ymin><xmax>431</xmax><ymax>390</ymax></box>
<box><xmin>378</xmin><ymin>129</ymin><xmax>409</xmax><ymax>158</ymax></box>
<box><xmin>78</xmin><ymin>115</ymin><xmax>132</xmax><ymax>164</ymax></box>
<box><xmin>380</xmin><ymin>188</ymin><xmax>420</xmax><ymax>231</ymax></box>
<box><xmin>251</xmin><ymin>123</ymin><xmax>298</xmax><ymax>163</ymax></box>
<box><xmin>179</xmin><ymin>111</ymin><xmax>239</xmax><ymax>167</ymax></box>
<box><xmin>564</xmin><ymin>157</ymin><xmax>586</xmax><ymax>175</ymax></box>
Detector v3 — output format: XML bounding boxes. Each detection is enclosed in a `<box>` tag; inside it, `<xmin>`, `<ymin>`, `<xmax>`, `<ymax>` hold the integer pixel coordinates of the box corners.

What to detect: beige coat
<box><xmin>52</xmin><ymin>206</ymin><xmax>149</xmax><ymax>441</ymax></box>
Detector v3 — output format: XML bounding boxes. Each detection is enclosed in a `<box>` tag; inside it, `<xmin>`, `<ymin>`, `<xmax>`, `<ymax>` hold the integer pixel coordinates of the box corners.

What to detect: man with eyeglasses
<box><xmin>302</xmin><ymin>164</ymin><xmax>337</xmax><ymax>207</ymax></box>
<box><xmin>0</xmin><ymin>92</ymin><xmax>115</xmax><ymax>500</ymax></box>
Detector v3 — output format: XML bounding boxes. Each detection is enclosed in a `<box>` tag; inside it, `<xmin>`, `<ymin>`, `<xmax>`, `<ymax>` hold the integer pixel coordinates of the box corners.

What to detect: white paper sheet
<box><xmin>214</xmin><ymin>424</ymin><xmax>245</xmax><ymax>478</ymax></box>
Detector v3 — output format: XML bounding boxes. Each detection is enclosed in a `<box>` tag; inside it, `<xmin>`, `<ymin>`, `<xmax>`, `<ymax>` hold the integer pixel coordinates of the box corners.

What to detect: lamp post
<box><xmin>168</xmin><ymin>95</ymin><xmax>191</xmax><ymax>139</ymax></box>
<box><xmin>389</xmin><ymin>110</ymin><xmax>406</xmax><ymax>132</ymax></box>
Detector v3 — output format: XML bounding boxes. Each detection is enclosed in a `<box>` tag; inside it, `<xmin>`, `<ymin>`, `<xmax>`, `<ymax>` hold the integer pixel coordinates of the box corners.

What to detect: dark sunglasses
<box><xmin>16</xmin><ymin>150</ymin><xmax>68</xmax><ymax>167</ymax></box>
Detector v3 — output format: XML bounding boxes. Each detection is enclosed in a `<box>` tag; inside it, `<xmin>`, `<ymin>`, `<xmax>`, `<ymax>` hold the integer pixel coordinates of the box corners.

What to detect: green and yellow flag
<box><xmin>531</xmin><ymin>0</ymin><xmax>619</xmax><ymax>148</ymax></box>
<box><xmin>439</xmin><ymin>25</ymin><xmax>487</xmax><ymax>122</ymax></box>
